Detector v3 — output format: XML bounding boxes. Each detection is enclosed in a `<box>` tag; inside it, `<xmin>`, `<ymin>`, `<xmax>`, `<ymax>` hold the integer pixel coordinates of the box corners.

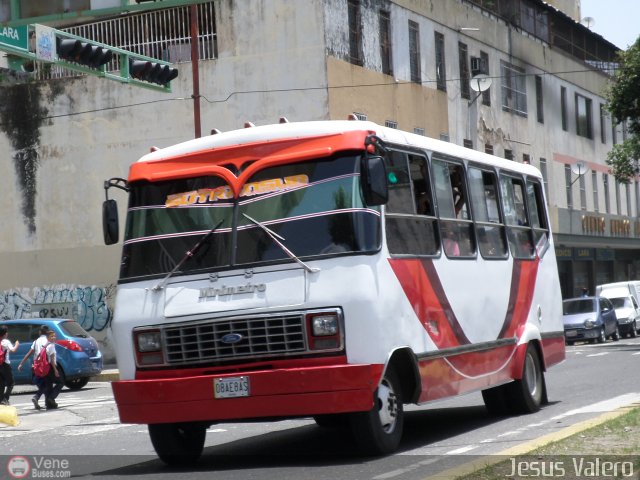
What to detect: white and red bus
<box><xmin>103</xmin><ymin>119</ymin><xmax>565</xmax><ymax>464</ymax></box>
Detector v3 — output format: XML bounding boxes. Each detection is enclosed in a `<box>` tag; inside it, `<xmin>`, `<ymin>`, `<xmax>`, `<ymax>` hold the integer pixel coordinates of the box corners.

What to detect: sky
<box><xmin>580</xmin><ymin>0</ymin><xmax>640</xmax><ymax>49</ymax></box>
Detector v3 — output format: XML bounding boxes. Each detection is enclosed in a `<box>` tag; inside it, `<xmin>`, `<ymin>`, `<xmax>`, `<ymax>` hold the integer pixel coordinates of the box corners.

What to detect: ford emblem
<box><xmin>221</xmin><ymin>333</ymin><xmax>244</xmax><ymax>344</ymax></box>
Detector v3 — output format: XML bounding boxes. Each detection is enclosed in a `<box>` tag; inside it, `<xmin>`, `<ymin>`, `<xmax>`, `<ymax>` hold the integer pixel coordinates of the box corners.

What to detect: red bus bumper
<box><xmin>111</xmin><ymin>364</ymin><xmax>382</xmax><ymax>425</ymax></box>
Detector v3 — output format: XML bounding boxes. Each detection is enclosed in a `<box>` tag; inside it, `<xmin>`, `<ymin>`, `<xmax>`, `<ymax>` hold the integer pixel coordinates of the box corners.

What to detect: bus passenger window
<box><xmin>385</xmin><ymin>151</ymin><xmax>438</xmax><ymax>256</ymax></box>
<box><xmin>526</xmin><ymin>179</ymin><xmax>550</xmax><ymax>255</ymax></box>
<box><xmin>433</xmin><ymin>154</ymin><xmax>476</xmax><ymax>258</ymax></box>
<box><xmin>500</xmin><ymin>175</ymin><xmax>534</xmax><ymax>259</ymax></box>
<box><xmin>468</xmin><ymin>167</ymin><xmax>508</xmax><ymax>258</ymax></box>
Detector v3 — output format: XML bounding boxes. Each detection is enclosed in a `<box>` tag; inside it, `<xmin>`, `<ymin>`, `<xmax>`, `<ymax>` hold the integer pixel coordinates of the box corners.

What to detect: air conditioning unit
<box><xmin>470</xmin><ymin>57</ymin><xmax>488</xmax><ymax>76</ymax></box>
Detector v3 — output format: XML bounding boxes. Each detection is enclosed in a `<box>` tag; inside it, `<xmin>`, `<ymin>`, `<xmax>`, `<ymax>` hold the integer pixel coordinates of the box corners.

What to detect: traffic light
<box><xmin>129</xmin><ymin>59</ymin><xmax>178</xmax><ymax>86</ymax></box>
<box><xmin>57</xmin><ymin>38</ymin><xmax>113</xmax><ymax>69</ymax></box>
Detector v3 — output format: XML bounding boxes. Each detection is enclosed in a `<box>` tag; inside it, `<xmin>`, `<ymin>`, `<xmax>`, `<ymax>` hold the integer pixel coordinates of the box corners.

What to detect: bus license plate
<box><xmin>214</xmin><ymin>376</ymin><xmax>250</xmax><ymax>399</ymax></box>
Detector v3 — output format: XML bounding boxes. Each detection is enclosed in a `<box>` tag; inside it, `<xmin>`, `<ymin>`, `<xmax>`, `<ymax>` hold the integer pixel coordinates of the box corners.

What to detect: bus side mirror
<box><xmin>361</xmin><ymin>155</ymin><xmax>388</xmax><ymax>206</ymax></box>
<box><xmin>103</xmin><ymin>199</ymin><xmax>119</xmax><ymax>245</ymax></box>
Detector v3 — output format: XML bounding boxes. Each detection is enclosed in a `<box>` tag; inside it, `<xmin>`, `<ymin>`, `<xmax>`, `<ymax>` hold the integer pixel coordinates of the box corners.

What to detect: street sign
<box><xmin>0</xmin><ymin>25</ymin><xmax>29</xmax><ymax>51</ymax></box>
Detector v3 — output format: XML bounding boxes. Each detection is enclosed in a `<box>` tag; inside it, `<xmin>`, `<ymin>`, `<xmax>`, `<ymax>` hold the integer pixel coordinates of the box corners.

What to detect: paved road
<box><xmin>2</xmin><ymin>337</ymin><xmax>639</xmax><ymax>479</ymax></box>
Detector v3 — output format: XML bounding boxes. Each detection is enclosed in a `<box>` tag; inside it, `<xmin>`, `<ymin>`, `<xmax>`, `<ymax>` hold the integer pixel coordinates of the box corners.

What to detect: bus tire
<box><xmin>481</xmin><ymin>384</ymin><xmax>509</xmax><ymax>416</ymax></box>
<box><xmin>148</xmin><ymin>422</ymin><xmax>207</xmax><ymax>465</ymax></box>
<box><xmin>508</xmin><ymin>345</ymin><xmax>543</xmax><ymax>414</ymax></box>
<box><xmin>349</xmin><ymin>365</ymin><xmax>403</xmax><ymax>455</ymax></box>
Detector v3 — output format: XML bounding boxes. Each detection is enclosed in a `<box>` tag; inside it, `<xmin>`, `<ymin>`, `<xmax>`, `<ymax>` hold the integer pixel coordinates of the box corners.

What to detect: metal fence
<box><xmin>37</xmin><ymin>1</ymin><xmax>216</xmax><ymax>80</ymax></box>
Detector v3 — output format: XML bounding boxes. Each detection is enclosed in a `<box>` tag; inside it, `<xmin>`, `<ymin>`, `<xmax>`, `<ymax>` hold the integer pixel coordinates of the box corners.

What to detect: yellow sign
<box><xmin>165</xmin><ymin>175</ymin><xmax>309</xmax><ymax>207</ymax></box>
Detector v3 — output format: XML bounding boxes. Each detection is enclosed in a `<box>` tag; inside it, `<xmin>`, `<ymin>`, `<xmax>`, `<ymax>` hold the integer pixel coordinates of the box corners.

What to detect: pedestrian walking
<box><xmin>42</xmin><ymin>330</ymin><xmax>63</xmax><ymax>409</ymax></box>
<box><xmin>0</xmin><ymin>325</ymin><xmax>20</xmax><ymax>405</ymax></box>
<box><xmin>17</xmin><ymin>325</ymin><xmax>50</xmax><ymax>410</ymax></box>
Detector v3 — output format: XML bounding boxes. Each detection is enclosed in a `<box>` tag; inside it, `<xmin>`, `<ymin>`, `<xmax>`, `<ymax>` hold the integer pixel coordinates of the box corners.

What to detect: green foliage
<box><xmin>606</xmin><ymin>37</ymin><xmax>640</xmax><ymax>182</ymax></box>
<box><xmin>606</xmin><ymin>137</ymin><xmax>640</xmax><ymax>183</ymax></box>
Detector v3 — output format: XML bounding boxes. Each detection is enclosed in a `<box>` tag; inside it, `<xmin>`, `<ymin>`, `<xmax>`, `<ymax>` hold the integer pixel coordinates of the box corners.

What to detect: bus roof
<box><xmin>137</xmin><ymin>120</ymin><xmax>541</xmax><ymax>178</ymax></box>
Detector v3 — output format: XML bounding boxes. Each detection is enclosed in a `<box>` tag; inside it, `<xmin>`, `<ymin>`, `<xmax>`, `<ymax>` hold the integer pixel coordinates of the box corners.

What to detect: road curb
<box><xmin>424</xmin><ymin>402</ymin><xmax>640</xmax><ymax>480</ymax></box>
<box><xmin>90</xmin><ymin>369</ymin><xmax>119</xmax><ymax>382</ymax></box>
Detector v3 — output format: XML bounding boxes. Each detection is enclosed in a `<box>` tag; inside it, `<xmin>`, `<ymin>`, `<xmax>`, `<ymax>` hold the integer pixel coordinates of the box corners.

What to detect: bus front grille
<box><xmin>164</xmin><ymin>314</ymin><xmax>307</xmax><ymax>364</ymax></box>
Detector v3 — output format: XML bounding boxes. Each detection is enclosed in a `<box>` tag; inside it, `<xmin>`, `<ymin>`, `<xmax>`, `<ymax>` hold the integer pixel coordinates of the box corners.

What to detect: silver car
<box><xmin>562</xmin><ymin>296</ymin><xmax>619</xmax><ymax>345</ymax></box>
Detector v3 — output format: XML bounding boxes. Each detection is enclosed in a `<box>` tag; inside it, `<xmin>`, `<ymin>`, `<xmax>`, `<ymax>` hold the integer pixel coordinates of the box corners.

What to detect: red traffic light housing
<box><xmin>129</xmin><ymin>59</ymin><xmax>178</xmax><ymax>86</ymax></box>
<box><xmin>57</xmin><ymin>38</ymin><xmax>113</xmax><ymax>69</ymax></box>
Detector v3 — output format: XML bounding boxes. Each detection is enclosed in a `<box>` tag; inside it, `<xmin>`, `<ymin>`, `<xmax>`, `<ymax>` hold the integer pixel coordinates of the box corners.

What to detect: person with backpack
<box><xmin>0</xmin><ymin>325</ymin><xmax>20</xmax><ymax>405</ymax></box>
<box><xmin>18</xmin><ymin>325</ymin><xmax>51</xmax><ymax>410</ymax></box>
<box><xmin>41</xmin><ymin>330</ymin><xmax>63</xmax><ymax>409</ymax></box>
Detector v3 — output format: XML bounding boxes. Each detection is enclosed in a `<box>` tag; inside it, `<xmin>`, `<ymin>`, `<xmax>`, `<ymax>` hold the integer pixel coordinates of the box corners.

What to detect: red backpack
<box><xmin>0</xmin><ymin>345</ymin><xmax>5</xmax><ymax>365</ymax></box>
<box><xmin>32</xmin><ymin>344</ymin><xmax>51</xmax><ymax>377</ymax></box>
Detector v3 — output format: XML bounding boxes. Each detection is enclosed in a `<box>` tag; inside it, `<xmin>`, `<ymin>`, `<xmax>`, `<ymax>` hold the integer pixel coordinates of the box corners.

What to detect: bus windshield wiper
<box><xmin>242</xmin><ymin>213</ymin><xmax>320</xmax><ymax>273</ymax></box>
<box><xmin>151</xmin><ymin>219</ymin><xmax>224</xmax><ymax>291</ymax></box>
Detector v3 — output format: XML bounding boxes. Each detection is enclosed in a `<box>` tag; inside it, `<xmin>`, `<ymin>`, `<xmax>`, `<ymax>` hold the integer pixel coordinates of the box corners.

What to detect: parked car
<box><xmin>562</xmin><ymin>296</ymin><xmax>620</xmax><ymax>345</ymax></box>
<box><xmin>605</xmin><ymin>295</ymin><xmax>640</xmax><ymax>338</ymax></box>
<box><xmin>0</xmin><ymin>319</ymin><xmax>103</xmax><ymax>390</ymax></box>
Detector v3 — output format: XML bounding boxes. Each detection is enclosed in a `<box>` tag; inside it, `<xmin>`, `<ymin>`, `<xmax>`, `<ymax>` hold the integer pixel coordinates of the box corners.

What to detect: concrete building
<box><xmin>0</xmin><ymin>0</ymin><xmax>633</xmax><ymax>359</ymax></box>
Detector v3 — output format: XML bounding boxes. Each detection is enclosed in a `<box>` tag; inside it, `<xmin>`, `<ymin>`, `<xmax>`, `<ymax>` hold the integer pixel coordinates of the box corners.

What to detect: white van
<box><xmin>596</xmin><ymin>282</ymin><xmax>640</xmax><ymax>337</ymax></box>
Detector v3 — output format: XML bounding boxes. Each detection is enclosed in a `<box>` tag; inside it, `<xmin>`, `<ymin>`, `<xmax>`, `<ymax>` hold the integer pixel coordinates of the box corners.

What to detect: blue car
<box><xmin>0</xmin><ymin>319</ymin><xmax>103</xmax><ymax>390</ymax></box>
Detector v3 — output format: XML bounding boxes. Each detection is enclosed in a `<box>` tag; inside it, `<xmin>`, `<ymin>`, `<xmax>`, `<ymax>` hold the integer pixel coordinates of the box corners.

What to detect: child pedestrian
<box><xmin>0</xmin><ymin>326</ymin><xmax>20</xmax><ymax>405</ymax></box>
<box><xmin>43</xmin><ymin>330</ymin><xmax>63</xmax><ymax>410</ymax></box>
<box><xmin>17</xmin><ymin>325</ymin><xmax>50</xmax><ymax>410</ymax></box>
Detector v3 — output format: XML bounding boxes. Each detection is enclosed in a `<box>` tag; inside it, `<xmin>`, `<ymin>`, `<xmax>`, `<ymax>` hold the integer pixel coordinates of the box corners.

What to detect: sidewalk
<box><xmin>90</xmin><ymin>366</ymin><xmax>119</xmax><ymax>382</ymax></box>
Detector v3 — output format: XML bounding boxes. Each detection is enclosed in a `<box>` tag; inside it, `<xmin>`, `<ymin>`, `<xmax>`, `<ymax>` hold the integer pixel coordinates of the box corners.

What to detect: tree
<box><xmin>606</xmin><ymin>37</ymin><xmax>640</xmax><ymax>183</ymax></box>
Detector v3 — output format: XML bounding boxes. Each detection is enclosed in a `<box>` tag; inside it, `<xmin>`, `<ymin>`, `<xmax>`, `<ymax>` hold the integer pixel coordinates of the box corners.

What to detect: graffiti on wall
<box><xmin>0</xmin><ymin>284</ymin><xmax>115</xmax><ymax>333</ymax></box>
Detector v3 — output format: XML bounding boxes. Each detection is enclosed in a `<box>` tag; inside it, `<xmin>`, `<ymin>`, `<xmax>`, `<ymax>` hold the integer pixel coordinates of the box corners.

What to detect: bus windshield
<box><xmin>119</xmin><ymin>153</ymin><xmax>381</xmax><ymax>280</ymax></box>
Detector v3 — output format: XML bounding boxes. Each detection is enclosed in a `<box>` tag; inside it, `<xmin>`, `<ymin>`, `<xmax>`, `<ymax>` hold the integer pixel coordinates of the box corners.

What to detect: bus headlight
<box><xmin>306</xmin><ymin>311</ymin><xmax>343</xmax><ymax>351</ymax></box>
<box><xmin>312</xmin><ymin>315</ymin><xmax>339</xmax><ymax>336</ymax></box>
<box><xmin>134</xmin><ymin>329</ymin><xmax>164</xmax><ymax>366</ymax></box>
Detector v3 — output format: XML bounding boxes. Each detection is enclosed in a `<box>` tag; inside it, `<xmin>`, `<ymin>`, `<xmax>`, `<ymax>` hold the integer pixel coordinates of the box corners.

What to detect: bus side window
<box><xmin>526</xmin><ymin>179</ymin><xmax>550</xmax><ymax>256</ymax></box>
<box><xmin>385</xmin><ymin>151</ymin><xmax>438</xmax><ymax>256</ymax></box>
<box><xmin>468</xmin><ymin>167</ymin><xmax>508</xmax><ymax>258</ymax></box>
<box><xmin>500</xmin><ymin>175</ymin><xmax>534</xmax><ymax>259</ymax></box>
<box><xmin>432</xmin><ymin>155</ymin><xmax>476</xmax><ymax>258</ymax></box>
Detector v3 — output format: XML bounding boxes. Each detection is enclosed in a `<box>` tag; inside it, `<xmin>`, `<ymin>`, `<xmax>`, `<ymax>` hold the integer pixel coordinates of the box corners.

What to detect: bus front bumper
<box><xmin>111</xmin><ymin>363</ymin><xmax>381</xmax><ymax>425</ymax></box>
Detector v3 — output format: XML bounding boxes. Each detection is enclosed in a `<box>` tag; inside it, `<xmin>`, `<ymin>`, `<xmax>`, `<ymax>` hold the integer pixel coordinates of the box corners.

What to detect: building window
<box><xmin>575</xmin><ymin>93</ymin><xmax>593</xmax><ymax>139</ymax></box>
<box><xmin>385</xmin><ymin>120</ymin><xmax>398</xmax><ymax>129</ymax></box>
<box><xmin>379</xmin><ymin>10</ymin><xmax>393</xmax><ymax>76</ymax></box>
<box><xmin>565</xmin><ymin>165</ymin><xmax>573</xmax><ymax>209</ymax></box>
<box><xmin>348</xmin><ymin>0</ymin><xmax>362</xmax><ymax>66</ymax></box>
<box><xmin>535</xmin><ymin>75</ymin><xmax>544</xmax><ymax>123</ymax></box>
<box><xmin>409</xmin><ymin>20</ymin><xmax>421</xmax><ymax>83</ymax></box>
<box><xmin>612</xmin><ymin>121</ymin><xmax>618</xmax><ymax>144</ymax></box>
<box><xmin>539</xmin><ymin>157</ymin><xmax>549</xmax><ymax>198</ymax></box>
<box><xmin>435</xmin><ymin>31</ymin><xmax>446</xmax><ymax>91</ymax></box>
<box><xmin>603</xmin><ymin>173</ymin><xmax>610</xmax><ymax>214</ymax></box>
<box><xmin>480</xmin><ymin>51</ymin><xmax>490</xmax><ymax>106</ymax></box>
<box><xmin>463</xmin><ymin>139</ymin><xmax>473</xmax><ymax>149</ymax></box>
<box><xmin>592</xmin><ymin>171</ymin><xmax>599</xmax><ymax>212</ymax></box>
<box><xmin>485</xmin><ymin>144</ymin><xmax>494</xmax><ymax>155</ymax></box>
<box><xmin>501</xmin><ymin>61</ymin><xmax>527</xmax><ymax>116</ymax></box>
<box><xmin>561</xmin><ymin>86</ymin><xmax>568</xmax><ymax>131</ymax></box>
<box><xmin>600</xmin><ymin>104</ymin><xmax>607</xmax><ymax>144</ymax></box>
<box><xmin>458</xmin><ymin>42</ymin><xmax>470</xmax><ymax>100</ymax></box>
<box><xmin>579</xmin><ymin>174</ymin><xmax>587</xmax><ymax>211</ymax></box>
<box><xmin>414</xmin><ymin>127</ymin><xmax>425</xmax><ymax>136</ymax></box>
<box><xmin>504</xmin><ymin>149</ymin><xmax>514</xmax><ymax>160</ymax></box>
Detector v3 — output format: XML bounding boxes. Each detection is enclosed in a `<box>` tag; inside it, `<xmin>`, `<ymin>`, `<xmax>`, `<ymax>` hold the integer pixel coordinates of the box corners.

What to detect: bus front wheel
<box><xmin>508</xmin><ymin>345</ymin><xmax>543</xmax><ymax>414</ymax></box>
<box><xmin>148</xmin><ymin>422</ymin><xmax>207</xmax><ymax>465</ymax></box>
<box><xmin>349</xmin><ymin>365</ymin><xmax>404</xmax><ymax>455</ymax></box>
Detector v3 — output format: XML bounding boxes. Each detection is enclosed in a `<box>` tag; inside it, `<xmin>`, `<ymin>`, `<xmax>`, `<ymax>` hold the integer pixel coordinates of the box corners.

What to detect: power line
<box><xmin>0</xmin><ymin>67</ymin><xmax>611</xmax><ymax>127</ymax></box>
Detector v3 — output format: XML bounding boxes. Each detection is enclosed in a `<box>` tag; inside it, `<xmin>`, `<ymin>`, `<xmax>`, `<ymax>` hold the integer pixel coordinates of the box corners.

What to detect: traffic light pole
<box><xmin>190</xmin><ymin>4</ymin><xmax>202</xmax><ymax>139</ymax></box>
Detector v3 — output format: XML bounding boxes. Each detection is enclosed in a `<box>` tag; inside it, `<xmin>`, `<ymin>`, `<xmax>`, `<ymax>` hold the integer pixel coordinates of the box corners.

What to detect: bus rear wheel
<box><xmin>148</xmin><ymin>422</ymin><xmax>207</xmax><ymax>465</ymax></box>
<box><xmin>349</xmin><ymin>365</ymin><xmax>403</xmax><ymax>455</ymax></box>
